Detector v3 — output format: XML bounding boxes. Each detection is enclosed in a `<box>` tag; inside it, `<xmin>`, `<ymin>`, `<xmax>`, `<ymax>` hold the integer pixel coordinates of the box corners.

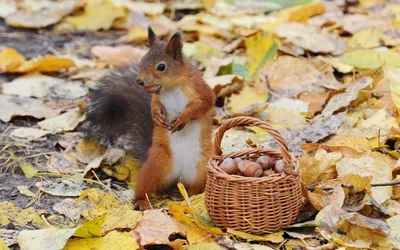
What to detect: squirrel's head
<box><xmin>137</xmin><ymin>27</ymin><xmax>185</xmax><ymax>94</ymax></box>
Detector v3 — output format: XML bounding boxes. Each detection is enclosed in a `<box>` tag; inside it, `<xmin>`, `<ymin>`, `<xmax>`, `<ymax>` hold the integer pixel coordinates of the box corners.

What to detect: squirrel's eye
<box><xmin>157</xmin><ymin>63</ymin><xmax>166</xmax><ymax>72</ymax></box>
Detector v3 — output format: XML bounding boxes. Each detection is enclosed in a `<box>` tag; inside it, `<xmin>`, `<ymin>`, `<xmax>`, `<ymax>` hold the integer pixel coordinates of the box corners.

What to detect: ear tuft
<box><xmin>166</xmin><ymin>31</ymin><xmax>183</xmax><ymax>62</ymax></box>
<box><xmin>148</xmin><ymin>26</ymin><xmax>157</xmax><ymax>47</ymax></box>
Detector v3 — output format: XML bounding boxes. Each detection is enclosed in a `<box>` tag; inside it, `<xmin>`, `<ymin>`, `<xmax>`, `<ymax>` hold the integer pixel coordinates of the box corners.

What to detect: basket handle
<box><xmin>214</xmin><ymin>116</ymin><xmax>294</xmax><ymax>174</ymax></box>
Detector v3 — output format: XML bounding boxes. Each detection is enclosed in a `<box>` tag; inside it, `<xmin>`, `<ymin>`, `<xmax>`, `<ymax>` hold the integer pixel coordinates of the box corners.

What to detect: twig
<box><xmin>306</xmin><ymin>181</ymin><xmax>400</xmax><ymax>191</ymax></box>
<box><xmin>41</xmin><ymin>214</ymin><xmax>52</xmax><ymax>228</ymax></box>
<box><xmin>91</xmin><ymin>170</ymin><xmax>113</xmax><ymax>195</ymax></box>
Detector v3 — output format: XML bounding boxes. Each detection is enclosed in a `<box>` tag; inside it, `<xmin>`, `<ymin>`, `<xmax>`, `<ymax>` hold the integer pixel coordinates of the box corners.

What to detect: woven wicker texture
<box><xmin>205</xmin><ymin>116</ymin><xmax>303</xmax><ymax>234</ymax></box>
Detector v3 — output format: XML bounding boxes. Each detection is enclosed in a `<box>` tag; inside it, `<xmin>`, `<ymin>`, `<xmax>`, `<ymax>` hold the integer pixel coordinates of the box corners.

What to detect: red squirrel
<box><xmin>84</xmin><ymin>27</ymin><xmax>216</xmax><ymax>210</ymax></box>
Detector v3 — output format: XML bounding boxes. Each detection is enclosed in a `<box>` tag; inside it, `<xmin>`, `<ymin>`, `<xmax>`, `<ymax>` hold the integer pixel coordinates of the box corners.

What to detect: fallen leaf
<box><xmin>205</xmin><ymin>74</ymin><xmax>244</xmax><ymax>97</ymax></box>
<box><xmin>16</xmin><ymin>185</ymin><xmax>36</xmax><ymax>197</ymax></box>
<box><xmin>169</xmin><ymin>204</ymin><xmax>223</xmax><ymax>244</ymax></box>
<box><xmin>5</xmin><ymin>151</ymin><xmax>39</xmax><ymax>179</ymax></box>
<box><xmin>300</xmin><ymin>148</ymin><xmax>342</xmax><ymax>186</ymax></box>
<box><xmin>37</xmin><ymin>108</ymin><xmax>86</xmax><ymax>133</ymax></box>
<box><xmin>17</xmin><ymin>228</ymin><xmax>77</xmax><ymax>250</ymax></box>
<box><xmin>91</xmin><ymin>45</ymin><xmax>147</xmax><ymax>66</ymax></box>
<box><xmin>387</xmin><ymin>215</ymin><xmax>400</xmax><ymax>248</ymax></box>
<box><xmin>2</xmin><ymin>72</ymin><xmax>88</xmax><ymax>99</ymax></box>
<box><xmin>63</xmin><ymin>231</ymin><xmax>139</xmax><ymax>250</ymax></box>
<box><xmin>263</xmin><ymin>56</ymin><xmax>343</xmax><ymax>98</ymax></box>
<box><xmin>348</xmin><ymin>28</ymin><xmax>383</xmax><ymax>49</ymax></box>
<box><xmin>183</xmin><ymin>41</ymin><xmax>225</xmax><ymax>66</ymax></box>
<box><xmin>0</xmin><ymin>240</ymin><xmax>9</xmax><ymax>250</ymax></box>
<box><xmin>227</xmin><ymin>228</ymin><xmax>284</xmax><ymax>243</ymax></box>
<box><xmin>267</xmin><ymin>97</ymin><xmax>309</xmax><ymax>128</ymax></box>
<box><xmin>113</xmin><ymin>0</ymin><xmax>165</xmax><ymax>15</ymax></box>
<box><xmin>64</xmin><ymin>0</ymin><xmax>125</xmax><ymax>31</ymax></box>
<box><xmin>10</xmin><ymin>127</ymin><xmax>50</xmax><ymax>141</ymax></box>
<box><xmin>5</xmin><ymin>0</ymin><xmax>84</xmax><ymax>28</ymax></box>
<box><xmin>131</xmin><ymin>209</ymin><xmax>187</xmax><ymax>247</ymax></box>
<box><xmin>226</xmin><ymin>84</ymin><xmax>268</xmax><ymax>116</ymax></box>
<box><xmin>0</xmin><ymin>202</ymin><xmax>44</xmax><ymax>228</ymax></box>
<box><xmin>336</xmin><ymin>156</ymin><xmax>392</xmax><ymax>204</ymax></box>
<box><xmin>73</xmin><ymin>214</ymin><xmax>107</xmax><ymax>238</ymax></box>
<box><xmin>340</xmin><ymin>49</ymin><xmax>400</xmax><ymax>70</ymax></box>
<box><xmin>277</xmin><ymin>1</ymin><xmax>325</xmax><ymax>22</ymax></box>
<box><xmin>53</xmin><ymin>198</ymin><xmax>90</xmax><ymax>222</ymax></box>
<box><xmin>276</xmin><ymin>22</ymin><xmax>345</xmax><ymax>55</ymax></box>
<box><xmin>245</xmin><ymin>32</ymin><xmax>277</xmax><ymax>74</ymax></box>
<box><xmin>0</xmin><ymin>48</ymin><xmax>75</xmax><ymax>73</ymax></box>
<box><xmin>317</xmin><ymin>56</ymin><xmax>354</xmax><ymax>74</ymax></box>
<box><xmin>264</xmin><ymin>111</ymin><xmax>346</xmax><ymax>156</ymax></box>
<box><xmin>320</xmin><ymin>77</ymin><xmax>372</xmax><ymax>117</ymax></box>
<box><xmin>0</xmin><ymin>0</ymin><xmax>16</xmax><ymax>18</ymax></box>
<box><xmin>298</xmin><ymin>91</ymin><xmax>329</xmax><ymax>116</ymax></box>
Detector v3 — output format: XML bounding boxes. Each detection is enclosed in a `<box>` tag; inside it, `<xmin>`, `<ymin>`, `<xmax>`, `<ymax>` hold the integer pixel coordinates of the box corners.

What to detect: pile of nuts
<box><xmin>219</xmin><ymin>155</ymin><xmax>284</xmax><ymax>177</ymax></box>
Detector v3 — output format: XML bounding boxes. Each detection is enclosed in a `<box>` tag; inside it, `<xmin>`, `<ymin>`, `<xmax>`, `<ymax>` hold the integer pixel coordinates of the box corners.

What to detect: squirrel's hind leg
<box><xmin>134</xmin><ymin>143</ymin><xmax>172</xmax><ymax>210</ymax></box>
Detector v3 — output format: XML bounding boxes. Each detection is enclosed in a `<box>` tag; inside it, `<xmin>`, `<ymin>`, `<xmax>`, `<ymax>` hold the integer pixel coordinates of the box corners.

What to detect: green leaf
<box><xmin>5</xmin><ymin>151</ymin><xmax>39</xmax><ymax>179</ymax></box>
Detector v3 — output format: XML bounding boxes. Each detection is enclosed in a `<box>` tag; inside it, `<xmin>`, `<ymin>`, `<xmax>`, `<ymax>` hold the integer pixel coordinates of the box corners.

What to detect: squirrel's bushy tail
<box><xmin>83</xmin><ymin>63</ymin><xmax>153</xmax><ymax>163</ymax></box>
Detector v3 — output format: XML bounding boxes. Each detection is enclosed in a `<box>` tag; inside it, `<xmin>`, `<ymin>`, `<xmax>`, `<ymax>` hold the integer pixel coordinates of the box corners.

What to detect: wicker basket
<box><xmin>205</xmin><ymin>116</ymin><xmax>302</xmax><ymax>234</ymax></box>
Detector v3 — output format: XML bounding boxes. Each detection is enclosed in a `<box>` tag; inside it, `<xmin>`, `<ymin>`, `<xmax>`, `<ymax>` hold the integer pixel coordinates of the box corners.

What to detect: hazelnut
<box><xmin>220</xmin><ymin>158</ymin><xmax>238</xmax><ymax>174</ymax></box>
<box><xmin>262</xmin><ymin>169</ymin><xmax>275</xmax><ymax>176</ymax></box>
<box><xmin>243</xmin><ymin>162</ymin><xmax>263</xmax><ymax>177</ymax></box>
<box><xmin>273</xmin><ymin>160</ymin><xmax>284</xmax><ymax>173</ymax></box>
<box><xmin>238</xmin><ymin>160</ymin><xmax>253</xmax><ymax>175</ymax></box>
<box><xmin>256</xmin><ymin>156</ymin><xmax>276</xmax><ymax>170</ymax></box>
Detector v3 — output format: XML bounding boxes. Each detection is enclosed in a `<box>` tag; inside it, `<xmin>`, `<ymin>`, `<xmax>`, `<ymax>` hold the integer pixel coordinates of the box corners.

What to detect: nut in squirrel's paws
<box><xmin>153</xmin><ymin>108</ymin><xmax>168</xmax><ymax>128</ymax></box>
<box><xmin>169</xmin><ymin>115</ymin><xmax>187</xmax><ymax>133</ymax></box>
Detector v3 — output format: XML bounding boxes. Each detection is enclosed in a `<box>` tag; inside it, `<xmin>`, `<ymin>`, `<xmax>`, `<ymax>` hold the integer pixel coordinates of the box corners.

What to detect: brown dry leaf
<box><xmin>264</xmin><ymin>111</ymin><xmax>346</xmax><ymax>156</ymax></box>
<box><xmin>326</xmin><ymin>136</ymin><xmax>372</xmax><ymax>156</ymax></box>
<box><xmin>5</xmin><ymin>0</ymin><xmax>84</xmax><ymax>28</ymax></box>
<box><xmin>37</xmin><ymin>108</ymin><xmax>86</xmax><ymax>133</ymax></box>
<box><xmin>91</xmin><ymin>45</ymin><xmax>148</xmax><ymax>66</ymax></box>
<box><xmin>0</xmin><ymin>95</ymin><xmax>61</xmax><ymax>123</ymax></box>
<box><xmin>300</xmin><ymin>148</ymin><xmax>342</xmax><ymax>186</ymax></box>
<box><xmin>276</xmin><ymin>22</ymin><xmax>346</xmax><ymax>55</ymax></box>
<box><xmin>298</xmin><ymin>91</ymin><xmax>329</xmax><ymax>116</ymax></box>
<box><xmin>336</xmin><ymin>156</ymin><xmax>392</xmax><ymax>204</ymax></box>
<box><xmin>9</xmin><ymin>127</ymin><xmax>50</xmax><ymax>141</ymax></box>
<box><xmin>205</xmin><ymin>75</ymin><xmax>244</xmax><ymax>98</ymax></box>
<box><xmin>225</xmin><ymin>84</ymin><xmax>268</xmax><ymax>116</ymax></box>
<box><xmin>267</xmin><ymin>97</ymin><xmax>309</xmax><ymax>128</ymax></box>
<box><xmin>131</xmin><ymin>209</ymin><xmax>187</xmax><ymax>247</ymax></box>
<box><xmin>320</xmin><ymin>77</ymin><xmax>373</xmax><ymax>117</ymax></box>
<box><xmin>263</xmin><ymin>56</ymin><xmax>343</xmax><ymax>98</ymax></box>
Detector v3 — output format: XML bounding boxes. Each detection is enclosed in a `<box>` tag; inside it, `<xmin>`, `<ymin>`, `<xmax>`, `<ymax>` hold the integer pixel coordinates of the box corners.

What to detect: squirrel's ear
<box><xmin>166</xmin><ymin>31</ymin><xmax>183</xmax><ymax>62</ymax></box>
<box><xmin>148</xmin><ymin>26</ymin><xmax>157</xmax><ymax>46</ymax></box>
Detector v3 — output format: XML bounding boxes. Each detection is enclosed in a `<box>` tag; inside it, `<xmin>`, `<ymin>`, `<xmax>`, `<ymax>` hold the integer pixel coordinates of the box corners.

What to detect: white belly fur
<box><xmin>159</xmin><ymin>87</ymin><xmax>202</xmax><ymax>185</ymax></box>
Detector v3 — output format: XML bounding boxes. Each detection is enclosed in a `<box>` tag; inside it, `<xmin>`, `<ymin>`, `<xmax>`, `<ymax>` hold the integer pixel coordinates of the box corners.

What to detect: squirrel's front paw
<box><xmin>152</xmin><ymin>108</ymin><xmax>168</xmax><ymax>128</ymax></box>
<box><xmin>169</xmin><ymin>115</ymin><xmax>188</xmax><ymax>133</ymax></box>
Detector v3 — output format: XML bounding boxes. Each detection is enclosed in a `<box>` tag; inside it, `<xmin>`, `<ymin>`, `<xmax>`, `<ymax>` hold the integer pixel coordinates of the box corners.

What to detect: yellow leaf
<box><xmin>388</xmin><ymin>215</ymin><xmax>400</xmax><ymax>248</ymax></box>
<box><xmin>120</xmin><ymin>23</ymin><xmax>169</xmax><ymax>43</ymax></box>
<box><xmin>300</xmin><ymin>148</ymin><xmax>342</xmax><ymax>186</ymax></box>
<box><xmin>0</xmin><ymin>240</ymin><xmax>9</xmax><ymax>250</ymax></box>
<box><xmin>186</xmin><ymin>242</ymin><xmax>221</xmax><ymax>250</ymax></box>
<box><xmin>23</xmin><ymin>56</ymin><xmax>75</xmax><ymax>73</ymax></box>
<box><xmin>169</xmin><ymin>204</ymin><xmax>223</xmax><ymax>244</ymax></box>
<box><xmin>226</xmin><ymin>85</ymin><xmax>268</xmax><ymax>116</ymax></box>
<box><xmin>0</xmin><ymin>202</ymin><xmax>45</xmax><ymax>228</ymax></box>
<box><xmin>317</xmin><ymin>56</ymin><xmax>354</xmax><ymax>74</ymax></box>
<box><xmin>277</xmin><ymin>1</ymin><xmax>325</xmax><ymax>23</ymax></box>
<box><xmin>64</xmin><ymin>231</ymin><xmax>139</xmax><ymax>250</ymax></box>
<box><xmin>6</xmin><ymin>151</ymin><xmax>39</xmax><ymax>179</ymax></box>
<box><xmin>340</xmin><ymin>49</ymin><xmax>400</xmax><ymax>69</ymax></box>
<box><xmin>227</xmin><ymin>228</ymin><xmax>284</xmax><ymax>243</ymax></box>
<box><xmin>77</xmin><ymin>189</ymin><xmax>143</xmax><ymax>232</ymax></box>
<box><xmin>0</xmin><ymin>48</ymin><xmax>75</xmax><ymax>73</ymax></box>
<box><xmin>74</xmin><ymin>214</ymin><xmax>107</xmax><ymax>238</ymax></box>
<box><xmin>0</xmin><ymin>48</ymin><xmax>26</xmax><ymax>72</ymax></box>
<box><xmin>245</xmin><ymin>32</ymin><xmax>277</xmax><ymax>74</ymax></box>
<box><xmin>65</xmin><ymin>0</ymin><xmax>125</xmax><ymax>31</ymax></box>
<box><xmin>326</xmin><ymin>136</ymin><xmax>371</xmax><ymax>155</ymax></box>
<box><xmin>348</xmin><ymin>28</ymin><xmax>382</xmax><ymax>49</ymax></box>
<box><xmin>336</xmin><ymin>156</ymin><xmax>392</xmax><ymax>204</ymax></box>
